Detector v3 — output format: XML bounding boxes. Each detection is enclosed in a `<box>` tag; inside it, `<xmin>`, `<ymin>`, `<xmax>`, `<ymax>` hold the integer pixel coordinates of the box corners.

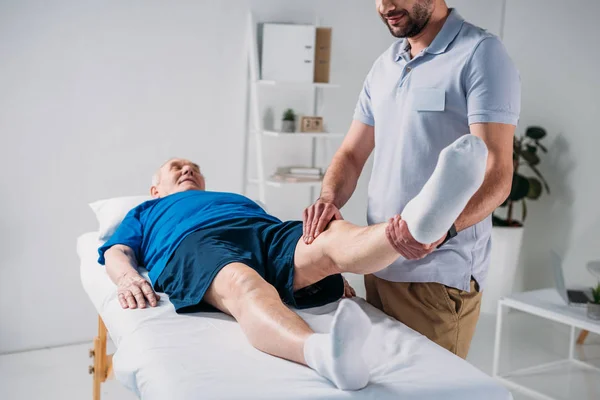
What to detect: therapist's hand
<box><xmin>117</xmin><ymin>272</ymin><xmax>160</xmax><ymax>309</ymax></box>
<box><xmin>302</xmin><ymin>198</ymin><xmax>343</xmax><ymax>244</ymax></box>
<box><xmin>386</xmin><ymin>215</ymin><xmax>446</xmax><ymax>260</ymax></box>
<box><xmin>342</xmin><ymin>276</ymin><xmax>356</xmax><ymax>298</ymax></box>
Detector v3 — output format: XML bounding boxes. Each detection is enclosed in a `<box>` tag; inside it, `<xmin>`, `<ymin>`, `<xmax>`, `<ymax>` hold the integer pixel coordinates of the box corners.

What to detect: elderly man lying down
<box><xmin>99</xmin><ymin>135</ymin><xmax>488</xmax><ymax>391</ymax></box>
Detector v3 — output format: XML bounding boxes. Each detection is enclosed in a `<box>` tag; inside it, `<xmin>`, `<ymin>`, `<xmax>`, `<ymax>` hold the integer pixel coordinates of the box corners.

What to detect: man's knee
<box><xmin>206</xmin><ymin>263</ymin><xmax>277</xmax><ymax>316</ymax></box>
<box><xmin>294</xmin><ymin>236</ymin><xmax>341</xmax><ymax>281</ymax></box>
<box><xmin>321</xmin><ymin>219</ymin><xmax>351</xmax><ymax>234</ymax></box>
<box><xmin>312</xmin><ymin>220</ymin><xmax>371</xmax><ymax>273</ymax></box>
<box><xmin>223</xmin><ymin>263</ymin><xmax>274</xmax><ymax>299</ymax></box>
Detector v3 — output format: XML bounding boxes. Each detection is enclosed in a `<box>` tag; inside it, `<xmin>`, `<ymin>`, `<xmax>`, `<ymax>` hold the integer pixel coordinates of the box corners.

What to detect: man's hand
<box><xmin>342</xmin><ymin>276</ymin><xmax>356</xmax><ymax>298</ymax></box>
<box><xmin>302</xmin><ymin>198</ymin><xmax>343</xmax><ymax>244</ymax></box>
<box><xmin>386</xmin><ymin>215</ymin><xmax>446</xmax><ymax>260</ymax></box>
<box><xmin>116</xmin><ymin>272</ymin><xmax>160</xmax><ymax>309</ymax></box>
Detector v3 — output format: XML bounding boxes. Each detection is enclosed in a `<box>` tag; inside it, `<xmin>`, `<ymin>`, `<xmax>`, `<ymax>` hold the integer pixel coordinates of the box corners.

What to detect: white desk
<box><xmin>493</xmin><ymin>289</ymin><xmax>600</xmax><ymax>400</ymax></box>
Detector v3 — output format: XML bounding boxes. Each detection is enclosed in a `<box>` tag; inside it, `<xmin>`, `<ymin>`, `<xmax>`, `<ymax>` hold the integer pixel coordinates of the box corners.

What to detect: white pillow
<box><xmin>89</xmin><ymin>195</ymin><xmax>152</xmax><ymax>241</ymax></box>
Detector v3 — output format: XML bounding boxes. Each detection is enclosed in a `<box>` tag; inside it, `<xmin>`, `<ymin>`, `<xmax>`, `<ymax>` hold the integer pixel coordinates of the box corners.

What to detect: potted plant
<box><xmin>481</xmin><ymin>126</ymin><xmax>551</xmax><ymax>314</ymax></box>
<box><xmin>281</xmin><ymin>109</ymin><xmax>296</xmax><ymax>133</ymax></box>
<box><xmin>492</xmin><ymin>126</ymin><xmax>551</xmax><ymax>227</ymax></box>
<box><xmin>588</xmin><ymin>283</ymin><xmax>600</xmax><ymax>320</ymax></box>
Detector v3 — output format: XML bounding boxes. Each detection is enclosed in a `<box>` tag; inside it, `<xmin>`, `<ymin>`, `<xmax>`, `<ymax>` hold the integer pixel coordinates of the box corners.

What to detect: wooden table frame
<box><xmin>88</xmin><ymin>315</ymin><xmax>114</xmax><ymax>400</ymax></box>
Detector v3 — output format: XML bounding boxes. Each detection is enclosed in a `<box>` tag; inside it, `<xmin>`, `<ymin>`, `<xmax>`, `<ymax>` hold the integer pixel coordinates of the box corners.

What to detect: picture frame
<box><xmin>300</xmin><ymin>116</ymin><xmax>324</xmax><ymax>133</ymax></box>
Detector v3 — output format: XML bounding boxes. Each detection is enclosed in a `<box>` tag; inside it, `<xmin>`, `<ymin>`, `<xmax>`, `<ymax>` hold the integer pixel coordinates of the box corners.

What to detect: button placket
<box><xmin>398</xmin><ymin>64</ymin><xmax>413</xmax><ymax>88</ymax></box>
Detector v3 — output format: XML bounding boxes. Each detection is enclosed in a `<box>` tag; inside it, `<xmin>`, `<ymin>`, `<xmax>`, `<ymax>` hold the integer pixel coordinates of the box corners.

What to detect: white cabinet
<box><xmin>261</xmin><ymin>24</ymin><xmax>316</xmax><ymax>83</ymax></box>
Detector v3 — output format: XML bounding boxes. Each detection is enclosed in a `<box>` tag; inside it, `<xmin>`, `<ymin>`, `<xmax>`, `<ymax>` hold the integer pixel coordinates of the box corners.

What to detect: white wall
<box><xmin>502</xmin><ymin>0</ymin><xmax>600</xmax><ymax>290</ymax></box>
<box><xmin>1</xmin><ymin>0</ymin><xmax>597</xmax><ymax>353</ymax></box>
<box><xmin>0</xmin><ymin>0</ymin><xmax>249</xmax><ymax>353</ymax></box>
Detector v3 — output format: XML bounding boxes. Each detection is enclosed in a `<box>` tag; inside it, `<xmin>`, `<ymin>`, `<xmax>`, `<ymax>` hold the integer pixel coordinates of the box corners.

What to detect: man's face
<box><xmin>377</xmin><ymin>0</ymin><xmax>434</xmax><ymax>38</ymax></box>
<box><xmin>151</xmin><ymin>158</ymin><xmax>206</xmax><ymax>198</ymax></box>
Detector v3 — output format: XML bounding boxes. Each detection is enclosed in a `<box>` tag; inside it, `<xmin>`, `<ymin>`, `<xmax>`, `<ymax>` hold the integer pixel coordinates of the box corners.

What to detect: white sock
<box><xmin>303</xmin><ymin>299</ymin><xmax>372</xmax><ymax>390</ymax></box>
<box><xmin>401</xmin><ymin>135</ymin><xmax>489</xmax><ymax>244</ymax></box>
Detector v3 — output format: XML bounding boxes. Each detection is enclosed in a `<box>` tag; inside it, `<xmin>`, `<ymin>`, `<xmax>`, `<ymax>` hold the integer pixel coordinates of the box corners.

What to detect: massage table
<box><xmin>78</xmin><ymin>231</ymin><xmax>513</xmax><ymax>400</ymax></box>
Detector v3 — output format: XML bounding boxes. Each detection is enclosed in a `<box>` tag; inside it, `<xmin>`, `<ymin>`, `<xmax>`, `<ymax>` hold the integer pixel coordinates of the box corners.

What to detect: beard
<box><xmin>380</xmin><ymin>0</ymin><xmax>433</xmax><ymax>38</ymax></box>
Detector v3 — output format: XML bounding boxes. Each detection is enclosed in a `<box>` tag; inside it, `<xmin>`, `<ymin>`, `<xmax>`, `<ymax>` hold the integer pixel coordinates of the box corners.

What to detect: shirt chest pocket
<box><xmin>411</xmin><ymin>87</ymin><xmax>446</xmax><ymax>112</ymax></box>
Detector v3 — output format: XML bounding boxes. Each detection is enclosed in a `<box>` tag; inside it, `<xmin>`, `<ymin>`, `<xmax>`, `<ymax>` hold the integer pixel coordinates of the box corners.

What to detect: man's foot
<box><xmin>303</xmin><ymin>299</ymin><xmax>371</xmax><ymax>390</ymax></box>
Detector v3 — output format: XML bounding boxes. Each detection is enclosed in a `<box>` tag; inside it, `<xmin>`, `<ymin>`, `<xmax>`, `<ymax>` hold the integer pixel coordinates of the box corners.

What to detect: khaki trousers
<box><xmin>364</xmin><ymin>275</ymin><xmax>482</xmax><ymax>359</ymax></box>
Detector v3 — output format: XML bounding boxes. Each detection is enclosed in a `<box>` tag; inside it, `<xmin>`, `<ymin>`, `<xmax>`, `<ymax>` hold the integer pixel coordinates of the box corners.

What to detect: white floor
<box><xmin>1</xmin><ymin>311</ymin><xmax>599</xmax><ymax>400</ymax></box>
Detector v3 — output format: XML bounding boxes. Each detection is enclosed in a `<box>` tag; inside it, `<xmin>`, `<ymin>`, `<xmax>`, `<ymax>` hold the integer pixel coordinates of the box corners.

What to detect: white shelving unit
<box><xmin>252</xmin><ymin>129</ymin><xmax>345</xmax><ymax>139</ymax></box>
<box><xmin>257</xmin><ymin>80</ymin><xmax>340</xmax><ymax>89</ymax></box>
<box><xmin>249</xmin><ymin>178</ymin><xmax>324</xmax><ymax>188</ymax></box>
<box><xmin>243</xmin><ymin>12</ymin><xmax>343</xmax><ymax>209</ymax></box>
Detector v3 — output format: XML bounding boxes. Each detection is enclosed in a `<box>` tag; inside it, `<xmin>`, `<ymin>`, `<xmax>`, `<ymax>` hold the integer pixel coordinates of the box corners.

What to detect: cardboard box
<box><xmin>314</xmin><ymin>28</ymin><xmax>332</xmax><ymax>83</ymax></box>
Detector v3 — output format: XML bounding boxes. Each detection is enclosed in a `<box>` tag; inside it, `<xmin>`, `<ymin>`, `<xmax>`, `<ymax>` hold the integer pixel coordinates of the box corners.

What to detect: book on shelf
<box><xmin>270</xmin><ymin>173</ymin><xmax>323</xmax><ymax>183</ymax></box>
<box><xmin>290</xmin><ymin>167</ymin><xmax>322</xmax><ymax>175</ymax></box>
<box><xmin>276</xmin><ymin>166</ymin><xmax>323</xmax><ymax>176</ymax></box>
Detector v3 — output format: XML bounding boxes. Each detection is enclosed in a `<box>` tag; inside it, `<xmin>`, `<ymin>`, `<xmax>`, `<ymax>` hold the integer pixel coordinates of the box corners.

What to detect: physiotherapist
<box><xmin>302</xmin><ymin>0</ymin><xmax>521</xmax><ymax>359</ymax></box>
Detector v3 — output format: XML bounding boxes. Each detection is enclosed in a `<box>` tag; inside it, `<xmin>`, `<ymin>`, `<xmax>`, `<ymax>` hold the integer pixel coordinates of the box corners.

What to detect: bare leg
<box><xmin>204</xmin><ymin>262</ymin><xmax>312</xmax><ymax>365</ymax></box>
<box><xmin>204</xmin><ymin>262</ymin><xmax>373</xmax><ymax>390</ymax></box>
<box><xmin>293</xmin><ymin>220</ymin><xmax>398</xmax><ymax>290</ymax></box>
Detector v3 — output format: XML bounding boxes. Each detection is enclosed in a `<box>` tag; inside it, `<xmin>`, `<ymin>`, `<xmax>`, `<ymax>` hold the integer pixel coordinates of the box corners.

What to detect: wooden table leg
<box><xmin>577</xmin><ymin>330</ymin><xmax>589</xmax><ymax>345</ymax></box>
<box><xmin>92</xmin><ymin>337</ymin><xmax>101</xmax><ymax>400</ymax></box>
<box><xmin>106</xmin><ymin>354</ymin><xmax>114</xmax><ymax>380</ymax></box>
<box><xmin>90</xmin><ymin>315</ymin><xmax>109</xmax><ymax>400</ymax></box>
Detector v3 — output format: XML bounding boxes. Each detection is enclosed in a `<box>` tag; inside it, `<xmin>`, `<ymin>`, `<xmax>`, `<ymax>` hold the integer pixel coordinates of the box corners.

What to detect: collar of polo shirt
<box><xmin>395</xmin><ymin>8</ymin><xmax>466</xmax><ymax>62</ymax></box>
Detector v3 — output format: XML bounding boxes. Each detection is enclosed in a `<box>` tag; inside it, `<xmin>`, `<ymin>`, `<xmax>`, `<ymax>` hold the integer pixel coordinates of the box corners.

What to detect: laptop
<box><xmin>550</xmin><ymin>251</ymin><xmax>590</xmax><ymax>306</ymax></box>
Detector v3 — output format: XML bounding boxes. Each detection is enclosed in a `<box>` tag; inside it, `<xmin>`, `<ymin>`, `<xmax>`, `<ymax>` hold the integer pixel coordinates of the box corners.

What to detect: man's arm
<box><xmin>105</xmin><ymin>244</ymin><xmax>159</xmax><ymax>309</ymax></box>
<box><xmin>454</xmin><ymin>123</ymin><xmax>514</xmax><ymax>232</ymax></box>
<box><xmin>386</xmin><ymin>123</ymin><xmax>514</xmax><ymax>258</ymax></box>
<box><xmin>454</xmin><ymin>36</ymin><xmax>519</xmax><ymax>231</ymax></box>
<box><xmin>321</xmin><ymin>120</ymin><xmax>375</xmax><ymax>208</ymax></box>
<box><xmin>302</xmin><ymin>120</ymin><xmax>375</xmax><ymax>243</ymax></box>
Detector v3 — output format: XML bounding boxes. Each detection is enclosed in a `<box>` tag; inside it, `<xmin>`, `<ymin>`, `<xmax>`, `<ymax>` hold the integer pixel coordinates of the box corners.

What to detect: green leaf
<box><xmin>283</xmin><ymin>109</ymin><xmax>295</xmax><ymax>121</ymax></box>
<box><xmin>509</xmin><ymin>173</ymin><xmax>530</xmax><ymax>201</ymax></box>
<box><xmin>524</xmin><ymin>163</ymin><xmax>551</xmax><ymax>194</ymax></box>
<box><xmin>526</xmin><ymin>144</ymin><xmax>538</xmax><ymax>154</ymax></box>
<box><xmin>536</xmin><ymin>140</ymin><xmax>548</xmax><ymax>153</ymax></box>
<box><xmin>525</xmin><ymin>126</ymin><xmax>547</xmax><ymax>140</ymax></box>
<box><xmin>514</xmin><ymin>137</ymin><xmax>548</xmax><ymax>193</ymax></box>
<box><xmin>520</xmin><ymin>149</ymin><xmax>541</xmax><ymax>166</ymax></box>
<box><xmin>592</xmin><ymin>283</ymin><xmax>600</xmax><ymax>304</ymax></box>
<box><xmin>521</xmin><ymin>198</ymin><xmax>528</xmax><ymax>222</ymax></box>
<box><xmin>526</xmin><ymin>177</ymin><xmax>543</xmax><ymax>199</ymax></box>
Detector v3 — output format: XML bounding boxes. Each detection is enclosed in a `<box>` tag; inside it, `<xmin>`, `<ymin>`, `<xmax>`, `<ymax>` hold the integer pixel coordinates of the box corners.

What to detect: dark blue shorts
<box><xmin>155</xmin><ymin>217</ymin><xmax>344</xmax><ymax>313</ymax></box>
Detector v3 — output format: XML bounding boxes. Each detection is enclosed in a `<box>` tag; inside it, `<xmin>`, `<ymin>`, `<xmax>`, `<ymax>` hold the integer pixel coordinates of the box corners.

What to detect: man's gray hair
<box><xmin>151</xmin><ymin>171</ymin><xmax>160</xmax><ymax>186</ymax></box>
<box><xmin>151</xmin><ymin>158</ymin><xmax>177</xmax><ymax>187</ymax></box>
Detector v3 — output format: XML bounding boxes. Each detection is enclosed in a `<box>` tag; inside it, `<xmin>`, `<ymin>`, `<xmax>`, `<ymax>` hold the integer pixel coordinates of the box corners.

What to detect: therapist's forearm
<box><xmin>105</xmin><ymin>245</ymin><xmax>141</xmax><ymax>286</ymax></box>
<box><xmin>454</xmin><ymin>166</ymin><xmax>511</xmax><ymax>232</ymax></box>
<box><xmin>319</xmin><ymin>151</ymin><xmax>361</xmax><ymax>209</ymax></box>
<box><xmin>455</xmin><ymin>122</ymin><xmax>515</xmax><ymax>232</ymax></box>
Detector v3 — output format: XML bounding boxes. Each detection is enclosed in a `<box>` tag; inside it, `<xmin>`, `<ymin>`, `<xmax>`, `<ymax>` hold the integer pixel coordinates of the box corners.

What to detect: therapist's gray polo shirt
<box><xmin>354</xmin><ymin>9</ymin><xmax>521</xmax><ymax>292</ymax></box>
